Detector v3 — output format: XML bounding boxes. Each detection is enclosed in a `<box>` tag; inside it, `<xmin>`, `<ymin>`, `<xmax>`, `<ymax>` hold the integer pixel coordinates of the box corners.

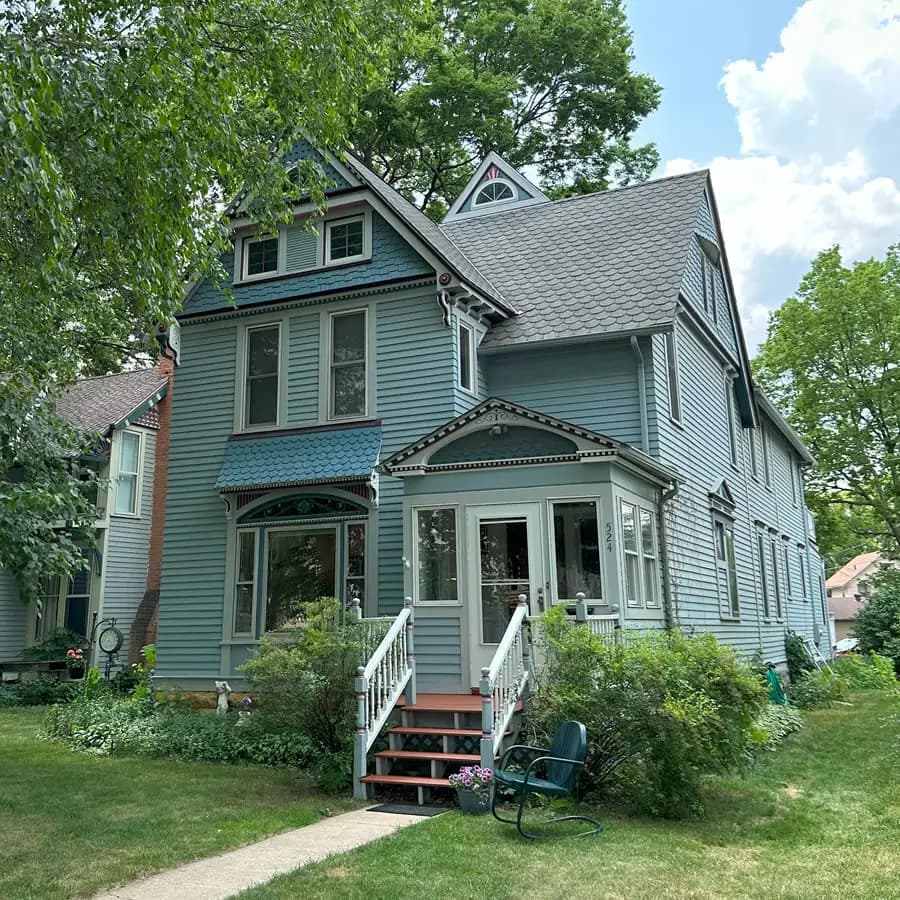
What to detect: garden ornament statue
<box><xmin>237</xmin><ymin>695</ymin><xmax>254</xmax><ymax>725</ymax></box>
<box><xmin>214</xmin><ymin>680</ymin><xmax>231</xmax><ymax>716</ymax></box>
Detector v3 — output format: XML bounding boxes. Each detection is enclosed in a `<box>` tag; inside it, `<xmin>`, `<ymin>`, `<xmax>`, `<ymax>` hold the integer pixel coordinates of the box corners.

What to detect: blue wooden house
<box><xmin>155</xmin><ymin>145</ymin><xmax>829</xmax><ymax>799</ymax></box>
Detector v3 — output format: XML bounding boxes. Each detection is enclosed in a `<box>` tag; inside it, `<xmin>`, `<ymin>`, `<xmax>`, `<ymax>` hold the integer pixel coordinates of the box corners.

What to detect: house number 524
<box><xmin>605</xmin><ymin>522</ymin><xmax>613</xmax><ymax>552</ymax></box>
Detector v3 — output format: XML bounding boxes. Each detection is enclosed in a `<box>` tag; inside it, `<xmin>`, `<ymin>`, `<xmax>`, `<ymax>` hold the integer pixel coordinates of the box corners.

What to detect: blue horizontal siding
<box><xmin>0</xmin><ymin>572</ymin><xmax>27</xmax><ymax>661</ymax></box>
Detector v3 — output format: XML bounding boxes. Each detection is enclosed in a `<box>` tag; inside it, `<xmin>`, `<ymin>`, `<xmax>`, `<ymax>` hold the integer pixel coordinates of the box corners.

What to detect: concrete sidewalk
<box><xmin>92</xmin><ymin>807</ymin><xmax>427</xmax><ymax>900</ymax></box>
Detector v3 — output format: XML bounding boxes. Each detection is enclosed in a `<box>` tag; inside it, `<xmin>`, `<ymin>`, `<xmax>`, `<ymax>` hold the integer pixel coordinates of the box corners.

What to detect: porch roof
<box><xmin>215</xmin><ymin>422</ymin><xmax>382</xmax><ymax>493</ymax></box>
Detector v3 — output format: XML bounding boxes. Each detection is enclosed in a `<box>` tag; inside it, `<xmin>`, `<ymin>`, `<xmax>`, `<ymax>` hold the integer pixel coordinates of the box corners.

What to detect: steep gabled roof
<box><xmin>441</xmin><ymin>170</ymin><xmax>710</xmax><ymax>349</ymax></box>
<box><xmin>55</xmin><ymin>369</ymin><xmax>168</xmax><ymax>435</ymax></box>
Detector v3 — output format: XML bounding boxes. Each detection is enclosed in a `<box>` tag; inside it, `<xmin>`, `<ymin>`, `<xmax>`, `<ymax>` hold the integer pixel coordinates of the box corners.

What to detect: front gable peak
<box><xmin>443</xmin><ymin>152</ymin><xmax>548</xmax><ymax>223</ymax></box>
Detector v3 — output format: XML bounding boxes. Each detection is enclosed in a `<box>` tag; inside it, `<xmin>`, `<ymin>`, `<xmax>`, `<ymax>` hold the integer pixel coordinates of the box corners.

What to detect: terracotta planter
<box><xmin>456</xmin><ymin>787</ymin><xmax>491</xmax><ymax>815</ymax></box>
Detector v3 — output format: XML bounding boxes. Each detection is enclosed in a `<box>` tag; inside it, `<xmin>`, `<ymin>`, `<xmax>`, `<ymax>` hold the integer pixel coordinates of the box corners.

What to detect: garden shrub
<box><xmin>853</xmin><ymin>571</ymin><xmax>900</xmax><ymax>675</ymax></box>
<box><xmin>749</xmin><ymin>704</ymin><xmax>804</xmax><ymax>753</ymax></box>
<box><xmin>790</xmin><ymin>667</ymin><xmax>849</xmax><ymax>709</ymax></box>
<box><xmin>784</xmin><ymin>630</ymin><xmax>815</xmax><ymax>684</ymax></box>
<box><xmin>23</xmin><ymin>628</ymin><xmax>85</xmax><ymax>661</ymax></box>
<box><xmin>830</xmin><ymin>652</ymin><xmax>897</xmax><ymax>689</ymax></box>
<box><xmin>240</xmin><ymin>598</ymin><xmax>367</xmax><ymax>792</ymax></box>
<box><xmin>529</xmin><ymin>610</ymin><xmax>767</xmax><ymax>818</ymax></box>
<box><xmin>0</xmin><ymin>676</ymin><xmax>78</xmax><ymax>707</ymax></box>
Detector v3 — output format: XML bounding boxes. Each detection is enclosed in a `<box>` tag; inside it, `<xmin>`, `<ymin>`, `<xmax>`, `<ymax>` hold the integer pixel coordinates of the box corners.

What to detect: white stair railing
<box><xmin>479</xmin><ymin>595</ymin><xmax>531</xmax><ymax>769</ymax></box>
<box><xmin>352</xmin><ymin>600</ymin><xmax>416</xmax><ymax>799</ymax></box>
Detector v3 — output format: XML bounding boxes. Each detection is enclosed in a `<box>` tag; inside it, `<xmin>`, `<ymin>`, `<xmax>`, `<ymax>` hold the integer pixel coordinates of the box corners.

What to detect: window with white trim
<box><xmin>769</xmin><ymin>534</ymin><xmax>783</xmax><ymax>619</ymax></box>
<box><xmin>725</xmin><ymin>378</ymin><xmax>738</xmax><ymax>467</ymax></box>
<box><xmin>761</xmin><ymin>426</ymin><xmax>772</xmax><ymax>487</ymax></box>
<box><xmin>458</xmin><ymin>319</ymin><xmax>475</xmax><ymax>393</ymax></box>
<box><xmin>243</xmin><ymin>235</ymin><xmax>279</xmax><ymax>279</ymax></box>
<box><xmin>665</xmin><ymin>331</ymin><xmax>682</xmax><ymax>423</ymax></box>
<box><xmin>798</xmin><ymin>545</ymin><xmax>809</xmax><ymax>602</ymax></box>
<box><xmin>620</xmin><ymin>500</ymin><xmax>661</xmax><ymax>608</ymax></box>
<box><xmin>345</xmin><ymin>522</ymin><xmax>366</xmax><ymax>605</ymax></box>
<box><xmin>234</xmin><ymin>530</ymin><xmax>257</xmax><ymax>635</ymax></box>
<box><xmin>701</xmin><ymin>251</ymin><xmax>715</xmax><ymax>315</ymax></box>
<box><xmin>552</xmin><ymin>500</ymin><xmax>602</xmax><ymax>601</ymax></box>
<box><xmin>244</xmin><ymin>323</ymin><xmax>281</xmax><ymax>428</ymax></box>
<box><xmin>326</xmin><ymin>216</ymin><xmax>365</xmax><ymax>264</ymax></box>
<box><xmin>789</xmin><ymin>459</ymin><xmax>798</xmax><ymax>505</ymax></box>
<box><xmin>415</xmin><ymin>508</ymin><xmax>458</xmax><ymax>603</ymax></box>
<box><xmin>473</xmin><ymin>179</ymin><xmax>515</xmax><ymax>207</ymax></box>
<box><xmin>748</xmin><ymin>429</ymin><xmax>759</xmax><ymax>478</ymax></box>
<box><xmin>713</xmin><ymin>518</ymin><xmax>739</xmax><ymax>618</ymax></box>
<box><xmin>757</xmin><ymin>530</ymin><xmax>771</xmax><ymax>618</ymax></box>
<box><xmin>34</xmin><ymin>554</ymin><xmax>93</xmax><ymax>641</ymax></box>
<box><xmin>114</xmin><ymin>431</ymin><xmax>141</xmax><ymax>515</ymax></box>
<box><xmin>782</xmin><ymin>539</ymin><xmax>793</xmax><ymax>599</ymax></box>
<box><xmin>328</xmin><ymin>309</ymin><xmax>368</xmax><ymax>418</ymax></box>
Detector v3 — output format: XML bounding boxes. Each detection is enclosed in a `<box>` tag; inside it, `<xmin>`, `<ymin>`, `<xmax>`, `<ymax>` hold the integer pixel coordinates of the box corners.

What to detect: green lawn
<box><xmin>0</xmin><ymin>707</ymin><xmax>354</xmax><ymax>900</ymax></box>
<box><xmin>240</xmin><ymin>692</ymin><xmax>900</xmax><ymax>900</ymax></box>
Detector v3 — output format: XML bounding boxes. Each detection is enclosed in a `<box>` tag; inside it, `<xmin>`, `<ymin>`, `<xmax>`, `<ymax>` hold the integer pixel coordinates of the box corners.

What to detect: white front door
<box><xmin>466</xmin><ymin>503</ymin><xmax>545</xmax><ymax>688</ymax></box>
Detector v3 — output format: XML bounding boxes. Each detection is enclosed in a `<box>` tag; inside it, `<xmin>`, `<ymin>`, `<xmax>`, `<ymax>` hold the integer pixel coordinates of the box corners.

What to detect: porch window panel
<box><xmin>416</xmin><ymin>508</ymin><xmax>458</xmax><ymax>603</ymax></box>
<box><xmin>621</xmin><ymin>501</ymin><xmax>641</xmax><ymax>608</ymax></box>
<box><xmin>479</xmin><ymin>518</ymin><xmax>528</xmax><ymax>643</ymax></box>
<box><xmin>345</xmin><ymin>522</ymin><xmax>366</xmax><ymax>605</ymax></box>
<box><xmin>234</xmin><ymin>530</ymin><xmax>256</xmax><ymax>635</ymax></box>
<box><xmin>552</xmin><ymin>501</ymin><xmax>602</xmax><ymax>601</ymax></box>
<box><xmin>265</xmin><ymin>530</ymin><xmax>337</xmax><ymax>631</ymax></box>
<box><xmin>245</xmin><ymin>325</ymin><xmax>280</xmax><ymax>428</ymax></box>
<box><xmin>640</xmin><ymin>509</ymin><xmax>660</xmax><ymax>608</ymax></box>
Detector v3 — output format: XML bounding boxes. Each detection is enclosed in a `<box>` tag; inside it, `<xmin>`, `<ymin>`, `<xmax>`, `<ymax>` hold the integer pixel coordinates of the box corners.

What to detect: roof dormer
<box><xmin>443</xmin><ymin>152</ymin><xmax>549</xmax><ymax>223</ymax></box>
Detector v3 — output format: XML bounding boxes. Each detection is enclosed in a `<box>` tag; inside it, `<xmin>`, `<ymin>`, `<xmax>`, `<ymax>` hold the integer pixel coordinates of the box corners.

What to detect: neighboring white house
<box><xmin>826</xmin><ymin>551</ymin><xmax>893</xmax><ymax>643</ymax></box>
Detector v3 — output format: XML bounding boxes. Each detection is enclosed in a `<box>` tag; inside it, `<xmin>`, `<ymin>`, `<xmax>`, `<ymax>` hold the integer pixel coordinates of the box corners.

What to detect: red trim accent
<box><xmin>228</xmin><ymin>419</ymin><xmax>382</xmax><ymax>441</ymax></box>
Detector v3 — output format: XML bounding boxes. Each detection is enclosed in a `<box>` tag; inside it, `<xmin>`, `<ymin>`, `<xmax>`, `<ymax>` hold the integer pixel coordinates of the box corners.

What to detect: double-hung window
<box><xmin>789</xmin><ymin>460</ymin><xmax>799</xmax><ymax>504</ymax></box>
<box><xmin>234</xmin><ymin>530</ymin><xmax>257</xmax><ymax>635</ymax></box>
<box><xmin>761</xmin><ymin>426</ymin><xmax>772</xmax><ymax>487</ymax></box>
<box><xmin>757</xmin><ymin>530</ymin><xmax>771</xmax><ymax>618</ymax></box>
<box><xmin>620</xmin><ymin>500</ymin><xmax>660</xmax><ymax>608</ymax></box>
<box><xmin>665</xmin><ymin>331</ymin><xmax>682</xmax><ymax>423</ymax></box>
<box><xmin>782</xmin><ymin>539</ymin><xmax>793</xmax><ymax>599</ymax></box>
<box><xmin>551</xmin><ymin>501</ymin><xmax>602</xmax><ymax>601</ymax></box>
<box><xmin>769</xmin><ymin>534</ymin><xmax>784</xmax><ymax>619</ymax></box>
<box><xmin>244</xmin><ymin>324</ymin><xmax>281</xmax><ymax>429</ymax></box>
<box><xmin>713</xmin><ymin>518</ymin><xmax>739</xmax><ymax>618</ymax></box>
<box><xmin>328</xmin><ymin>309</ymin><xmax>368</xmax><ymax>418</ymax></box>
<box><xmin>115</xmin><ymin>431</ymin><xmax>141</xmax><ymax>516</ymax></box>
<box><xmin>345</xmin><ymin>522</ymin><xmax>366</xmax><ymax>604</ymax></box>
<box><xmin>798</xmin><ymin>545</ymin><xmax>809</xmax><ymax>602</ymax></box>
<box><xmin>725</xmin><ymin>379</ymin><xmax>738</xmax><ymax>467</ymax></box>
<box><xmin>458</xmin><ymin>319</ymin><xmax>475</xmax><ymax>394</ymax></box>
<box><xmin>326</xmin><ymin>216</ymin><xmax>365</xmax><ymax>264</ymax></box>
<box><xmin>243</xmin><ymin>235</ymin><xmax>279</xmax><ymax>279</ymax></box>
<box><xmin>415</xmin><ymin>507</ymin><xmax>459</xmax><ymax>603</ymax></box>
<box><xmin>748</xmin><ymin>429</ymin><xmax>759</xmax><ymax>478</ymax></box>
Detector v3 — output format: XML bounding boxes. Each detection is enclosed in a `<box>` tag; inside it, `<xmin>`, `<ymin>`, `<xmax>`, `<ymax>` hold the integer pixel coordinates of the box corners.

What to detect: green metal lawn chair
<box><xmin>491</xmin><ymin>720</ymin><xmax>603</xmax><ymax>839</ymax></box>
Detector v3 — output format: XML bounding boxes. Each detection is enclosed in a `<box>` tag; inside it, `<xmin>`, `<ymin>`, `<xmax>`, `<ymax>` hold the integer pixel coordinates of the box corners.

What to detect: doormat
<box><xmin>368</xmin><ymin>803</ymin><xmax>446</xmax><ymax>817</ymax></box>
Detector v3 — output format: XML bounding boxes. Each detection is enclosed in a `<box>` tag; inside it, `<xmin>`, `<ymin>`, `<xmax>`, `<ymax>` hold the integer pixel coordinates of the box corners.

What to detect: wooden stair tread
<box><xmin>375</xmin><ymin>750</ymin><xmax>480</xmax><ymax>763</ymax></box>
<box><xmin>389</xmin><ymin>726</ymin><xmax>483</xmax><ymax>737</ymax></box>
<box><xmin>360</xmin><ymin>774</ymin><xmax>451</xmax><ymax>787</ymax></box>
<box><xmin>400</xmin><ymin>693</ymin><xmax>482</xmax><ymax>713</ymax></box>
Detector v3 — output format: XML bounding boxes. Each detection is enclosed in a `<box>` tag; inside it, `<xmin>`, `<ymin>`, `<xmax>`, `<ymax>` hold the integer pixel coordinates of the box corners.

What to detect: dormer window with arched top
<box><xmin>473</xmin><ymin>178</ymin><xmax>516</xmax><ymax>207</ymax></box>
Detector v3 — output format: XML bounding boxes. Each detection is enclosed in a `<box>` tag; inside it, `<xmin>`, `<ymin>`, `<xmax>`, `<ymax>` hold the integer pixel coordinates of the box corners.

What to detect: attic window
<box><xmin>244</xmin><ymin>235</ymin><xmax>279</xmax><ymax>278</ymax></box>
<box><xmin>473</xmin><ymin>179</ymin><xmax>515</xmax><ymax>207</ymax></box>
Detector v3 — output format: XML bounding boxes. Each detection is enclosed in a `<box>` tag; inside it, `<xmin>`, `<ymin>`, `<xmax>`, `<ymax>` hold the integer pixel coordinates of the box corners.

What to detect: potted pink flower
<box><xmin>448</xmin><ymin>765</ymin><xmax>494</xmax><ymax>814</ymax></box>
<box><xmin>65</xmin><ymin>647</ymin><xmax>86</xmax><ymax>679</ymax></box>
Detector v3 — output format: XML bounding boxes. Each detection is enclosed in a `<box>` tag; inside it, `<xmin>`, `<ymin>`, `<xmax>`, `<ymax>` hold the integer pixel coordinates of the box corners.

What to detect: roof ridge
<box><xmin>71</xmin><ymin>367</ymin><xmax>160</xmax><ymax>384</ymax></box>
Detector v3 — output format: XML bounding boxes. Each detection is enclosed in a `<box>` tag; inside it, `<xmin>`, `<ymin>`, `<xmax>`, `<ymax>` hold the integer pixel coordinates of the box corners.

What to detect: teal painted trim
<box><xmin>113</xmin><ymin>388</ymin><xmax>166</xmax><ymax>430</ymax></box>
<box><xmin>402</xmin><ymin>461</ymin><xmax>615</xmax><ymax>495</ymax></box>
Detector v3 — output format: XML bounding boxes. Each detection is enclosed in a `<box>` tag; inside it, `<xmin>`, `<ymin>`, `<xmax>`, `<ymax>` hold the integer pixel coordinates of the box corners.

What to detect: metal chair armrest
<box><xmin>521</xmin><ymin>755</ymin><xmax>585</xmax><ymax>793</ymax></box>
<box><xmin>498</xmin><ymin>743</ymin><xmax>549</xmax><ymax>771</ymax></box>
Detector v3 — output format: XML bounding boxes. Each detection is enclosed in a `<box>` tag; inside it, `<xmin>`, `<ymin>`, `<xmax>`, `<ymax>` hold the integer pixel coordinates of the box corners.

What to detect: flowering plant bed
<box><xmin>448</xmin><ymin>765</ymin><xmax>494</xmax><ymax>814</ymax></box>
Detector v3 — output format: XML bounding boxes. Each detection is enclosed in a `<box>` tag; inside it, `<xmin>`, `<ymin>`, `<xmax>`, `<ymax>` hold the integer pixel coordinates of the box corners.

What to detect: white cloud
<box><xmin>666</xmin><ymin>0</ymin><xmax>900</xmax><ymax>350</ymax></box>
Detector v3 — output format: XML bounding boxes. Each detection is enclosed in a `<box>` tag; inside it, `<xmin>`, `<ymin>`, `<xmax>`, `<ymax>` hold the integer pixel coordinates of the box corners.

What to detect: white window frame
<box><xmin>457</xmin><ymin>318</ymin><xmax>476</xmax><ymax>395</ymax></box>
<box><xmin>756</xmin><ymin>529</ymin><xmax>771</xmax><ymax>619</ymax></box>
<box><xmin>326</xmin><ymin>307</ymin><xmax>370</xmax><ymax>421</ymax></box>
<box><xmin>411</xmin><ymin>505</ymin><xmax>461</xmax><ymax>606</ymax></box>
<box><xmin>241</xmin><ymin>321</ymin><xmax>283</xmax><ymax>431</ymax></box>
<box><xmin>665</xmin><ymin>331</ymin><xmax>682</xmax><ymax>424</ymax></box>
<box><xmin>782</xmin><ymin>538</ymin><xmax>794</xmax><ymax>600</ymax></box>
<box><xmin>324</xmin><ymin>213</ymin><xmax>368</xmax><ymax>266</ymax></box>
<box><xmin>32</xmin><ymin>557</ymin><xmax>94</xmax><ymax>644</ymax></box>
<box><xmin>769</xmin><ymin>533</ymin><xmax>784</xmax><ymax>620</ymax></box>
<box><xmin>549</xmin><ymin>498</ymin><xmax>603</xmax><ymax>603</ymax></box>
<box><xmin>344</xmin><ymin>520</ymin><xmax>367</xmax><ymax>607</ymax></box>
<box><xmin>233</xmin><ymin>529</ymin><xmax>258</xmax><ymax>637</ymax></box>
<box><xmin>724</xmin><ymin>376</ymin><xmax>738</xmax><ymax>468</ymax></box>
<box><xmin>713</xmin><ymin>517</ymin><xmax>739</xmax><ymax>620</ymax></box>
<box><xmin>241</xmin><ymin>233</ymin><xmax>280</xmax><ymax>282</ymax></box>
<box><xmin>798</xmin><ymin>545</ymin><xmax>810</xmax><ymax>602</ymax></box>
<box><xmin>619</xmin><ymin>499</ymin><xmax>661</xmax><ymax>609</ymax></box>
<box><xmin>472</xmin><ymin>178</ymin><xmax>517</xmax><ymax>208</ymax></box>
<box><xmin>761</xmin><ymin>425</ymin><xmax>772</xmax><ymax>488</ymax></box>
<box><xmin>789</xmin><ymin>459</ymin><xmax>799</xmax><ymax>505</ymax></box>
<box><xmin>113</xmin><ymin>429</ymin><xmax>142</xmax><ymax>518</ymax></box>
<box><xmin>748</xmin><ymin>429</ymin><xmax>759</xmax><ymax>479</ymax></box>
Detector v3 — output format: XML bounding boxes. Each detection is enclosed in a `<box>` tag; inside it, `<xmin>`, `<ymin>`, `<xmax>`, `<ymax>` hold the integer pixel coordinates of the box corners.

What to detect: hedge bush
<box><xmin>0</xmin><ymin>676</ymin><xmax>79</xmax><ymax>707</ymax></box>
<box><xmin>854</xmin><ymin>571</ymin><xmax>900</xmax><ymax>675</ymax></box>
<box><xmin>750</xmin><ymin>704</ymin><xmax>804</xmax><ymax>753</ymax></box>
<box><xmin>790</xmin><ymin>667</ymin><xmax>849</xmax><ymax>709</ymax></box>
<box><xmin>831</xmin><ymin>652</ymin><xmax>897</xmax><ymax>689</ymax></box>
<box><xmin>529</xmin><ymin>611</ymin><xmax>767</xmax><ymax>817</ymax></box>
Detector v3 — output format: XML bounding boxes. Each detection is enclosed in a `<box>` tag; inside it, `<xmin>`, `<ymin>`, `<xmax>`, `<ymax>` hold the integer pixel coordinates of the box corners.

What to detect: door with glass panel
<box><xmin>467</xmin><ymin>504</ymin><xmax>545</xmax><ymax>688</ymax></box>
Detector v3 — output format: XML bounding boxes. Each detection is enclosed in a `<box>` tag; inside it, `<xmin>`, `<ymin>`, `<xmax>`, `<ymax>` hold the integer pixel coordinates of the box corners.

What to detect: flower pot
<box><xmin>68</xmin><ymin>666</ymin><xmax>85</xmax><ymax>680</ymax></box>
<box><xmin>456</xmin><ymin>787</ymin><xmax>491</xmax><ymax>815</ymax></box>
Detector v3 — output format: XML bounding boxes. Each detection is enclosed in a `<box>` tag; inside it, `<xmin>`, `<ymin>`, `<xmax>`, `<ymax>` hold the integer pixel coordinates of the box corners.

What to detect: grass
<box><xmin>239</xmin><ymin>692</ymin><xmax>900</xmax><ymax>900</ymax></box>
<box><xmin>0</xmin><ymin>707</ymin><xmax>355</xmax><ymax>900</ymax></box>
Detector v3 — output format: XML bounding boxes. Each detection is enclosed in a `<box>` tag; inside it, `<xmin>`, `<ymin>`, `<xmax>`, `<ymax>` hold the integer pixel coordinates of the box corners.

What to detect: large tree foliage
<box><xmin>755</xmin><ymin>246</ymin><xmax>900</xmax><ymax>560</ymax></box>
<box><xmin>351</xmin><ymin>0</ymin><xmax>661</xmax><ymax>219</ymax></box>
<box><xmin>0</xmin><ymin>0</ymin><xmax>398</xmax><ymax>596</ymax></box>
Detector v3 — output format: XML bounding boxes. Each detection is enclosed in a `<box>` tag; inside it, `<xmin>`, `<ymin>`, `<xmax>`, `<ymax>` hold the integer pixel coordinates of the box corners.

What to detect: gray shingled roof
<box><xmin>441</xmin><ymin>170</ymin><xmax>710</xmax><ymax>348</ymax></box>
<box><xmin>55</xmin><ymin>369</ymin><xmax>168</xmax><ymax>435</ymax></box>
<box><xmin>342</xmin><ymin>154</ymin><xmax>514</xmax><ymax>313</ymax></box>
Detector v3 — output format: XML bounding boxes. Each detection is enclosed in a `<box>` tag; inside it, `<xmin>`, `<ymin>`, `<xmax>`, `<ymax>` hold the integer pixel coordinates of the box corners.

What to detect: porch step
<box><xmin>360</xmin><ymin>774</ymin><xmax>451</xmax><ymax>789</ymax></box>
<box><xmin>400</xmin><ymin>693</ymin><xmax>481</xmax><ymax>714</ymax></box>
<box><xmin>389</xmin><ymin>726</ymin><xmax>482</xmax><ymax>738</ymax></box>
<box><xmin>375</xmin><ymin>750</ymin><xmax>480</xmax><ymax>764</ymax></box>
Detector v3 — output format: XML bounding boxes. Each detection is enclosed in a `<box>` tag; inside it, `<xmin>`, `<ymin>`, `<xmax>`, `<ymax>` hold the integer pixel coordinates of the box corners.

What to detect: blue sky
<box><xmin>622</xmin><ymin>1</ymin><xmax>900</xmax><ymax>351</ymax></box>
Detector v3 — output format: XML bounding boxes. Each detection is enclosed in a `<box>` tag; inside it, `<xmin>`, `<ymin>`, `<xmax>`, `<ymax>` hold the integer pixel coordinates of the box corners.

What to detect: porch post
<box><xmin>479</xmin><ymin>666</ymin><xmax>494</xmax><ymax>769</ymax></box>
<box><xmin>353</xmin><ymin>666</ymin><xmax>369</xmax><ymax>800</ymax></box>
<box><xmin>350</xmin><ymin>596</ymin><xmax>362</xmax><ymax>622</ymax></box>
<box><xmin>575</xmin><ymin>592</ymin><xmax>587</xmax><ymax>623</ymax></box>
<box><xmin>404</xmin><ymin>597</ymin><xmax>417</xmax><ymax>706</ymax></box>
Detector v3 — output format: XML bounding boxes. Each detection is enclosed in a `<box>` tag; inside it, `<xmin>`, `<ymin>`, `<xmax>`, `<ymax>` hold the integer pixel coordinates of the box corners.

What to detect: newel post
<box><xmin>353</xmin><ymin>666</ymin><xmax>369</xmax><ymax>800</ymax></box>
<box><xmin>350</xmin><ymin>595</ymin><xmax>362</xmax><ymax>622</ymax></box>
<box><xmin>480</xmin><ymin>665</ymin><xmax>494</xmax><ymax>769</ymax></box>
<box><xmin>575</xmin><ymin>591</ymin><xmax>587</xmax><ymax>624</ymax></box>
<box><xmin>404</xmin><ymin>597</ymin><xmax>417</xmax><ymax>706</ymax></box>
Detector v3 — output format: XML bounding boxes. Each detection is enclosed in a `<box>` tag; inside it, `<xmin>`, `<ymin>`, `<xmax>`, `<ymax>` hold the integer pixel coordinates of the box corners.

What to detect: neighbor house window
<box><xmin>458</xmin><ymin>319</ymin><xmax>475</xmax><ymax>393</ymax></box>
<box><xmin>415</xmin><ymin>508</ymin><xmax>458</xmax><ymax>603</ymax></box>
<box><xmin>328</xmin><ymin>309</ymin><xmax>368</xmax><ymax>418</ymax></box>
<box><xmin>114</xmin><ymin>431</ymin><xmax>141</xmax><ymax>515</ymax></box>
<box><xmin>620</xmin><ymin>501</ymin><xmax>660</xmax><ymax>608</ymax></box>
<box><xmin>244</xmin><ymin>324</ymin><xmax>281</xmax><ymax>428</ymax></box>
<box><xmin>243</xmin><ymin>235</ymin><xmax>279</xmax><ymax>279</ymax></box>
<box><xmin>725</xmin><ymin>379</ymin><xmax>738</xmax><ymax>467</ymax></box>
<box><xmin>665</xmin><ymin>331</ymin><xmax>682</xmax><ymax>423</ymax></box>
<box><xmin>713</xmin><ymin>518</ymin><xmax>739</xmax><ymax>618</ymax></box>
<box><xmin>757</xmin><ymin>531</ymin><xmax>771</xmax><ymax>618</ymax></box>
<box><xmin>234</xmin><ymin>530</ymin><xmax>257</xmax><ymax>635</ymax></box>
<box><xmin>552</xmin><ymin>501</ymin><xmax>602</xmax><ymax>601</ymax></box>
<box><xmin>326</xmin><ymin>216</ymin><xmax>365</xmax><ymax>263</ymax></box>
<box><xmin>769</xmin><ymin>535</ymin><xmax>783</xmax><ymax>619</ymax></box>
<box><xmin>473</xmin><ymin>179</ymin><xmax>515</xmax><ymax>207</ymax></box>
<box><xmin>345</xmin><ymin>522</ymin><xmax>366</xmax><ymax>605</ymax></box>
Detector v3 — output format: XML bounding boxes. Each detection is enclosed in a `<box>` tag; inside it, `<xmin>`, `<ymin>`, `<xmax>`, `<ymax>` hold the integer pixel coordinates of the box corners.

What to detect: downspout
<box><xmin>658</xmin><ymin>482</ymin><xmax>679</xmax><ymax>630</ymax></box>
<box><xmin>630</xmin><ymin>336</ymin><xmax>650</xmax><ymax>454</ymax></box>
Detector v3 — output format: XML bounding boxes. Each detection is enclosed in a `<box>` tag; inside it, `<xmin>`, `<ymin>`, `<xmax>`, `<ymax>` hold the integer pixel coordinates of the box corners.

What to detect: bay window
<box><xmin>234</xmin><ymin>530</ymin><xmax>257</xmax><ymax>635</ymax></box>
<box><xmin>620</xmin><ymin>500</ymin><xmax>660</xmax><ymax>609</ymax></box>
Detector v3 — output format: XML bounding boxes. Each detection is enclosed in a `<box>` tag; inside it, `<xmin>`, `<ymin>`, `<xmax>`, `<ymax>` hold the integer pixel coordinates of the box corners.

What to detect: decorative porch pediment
<box><xmin>380</xmin><ymin>398</ymin><xmax>678</xmax><ymax>485</ymax></box>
